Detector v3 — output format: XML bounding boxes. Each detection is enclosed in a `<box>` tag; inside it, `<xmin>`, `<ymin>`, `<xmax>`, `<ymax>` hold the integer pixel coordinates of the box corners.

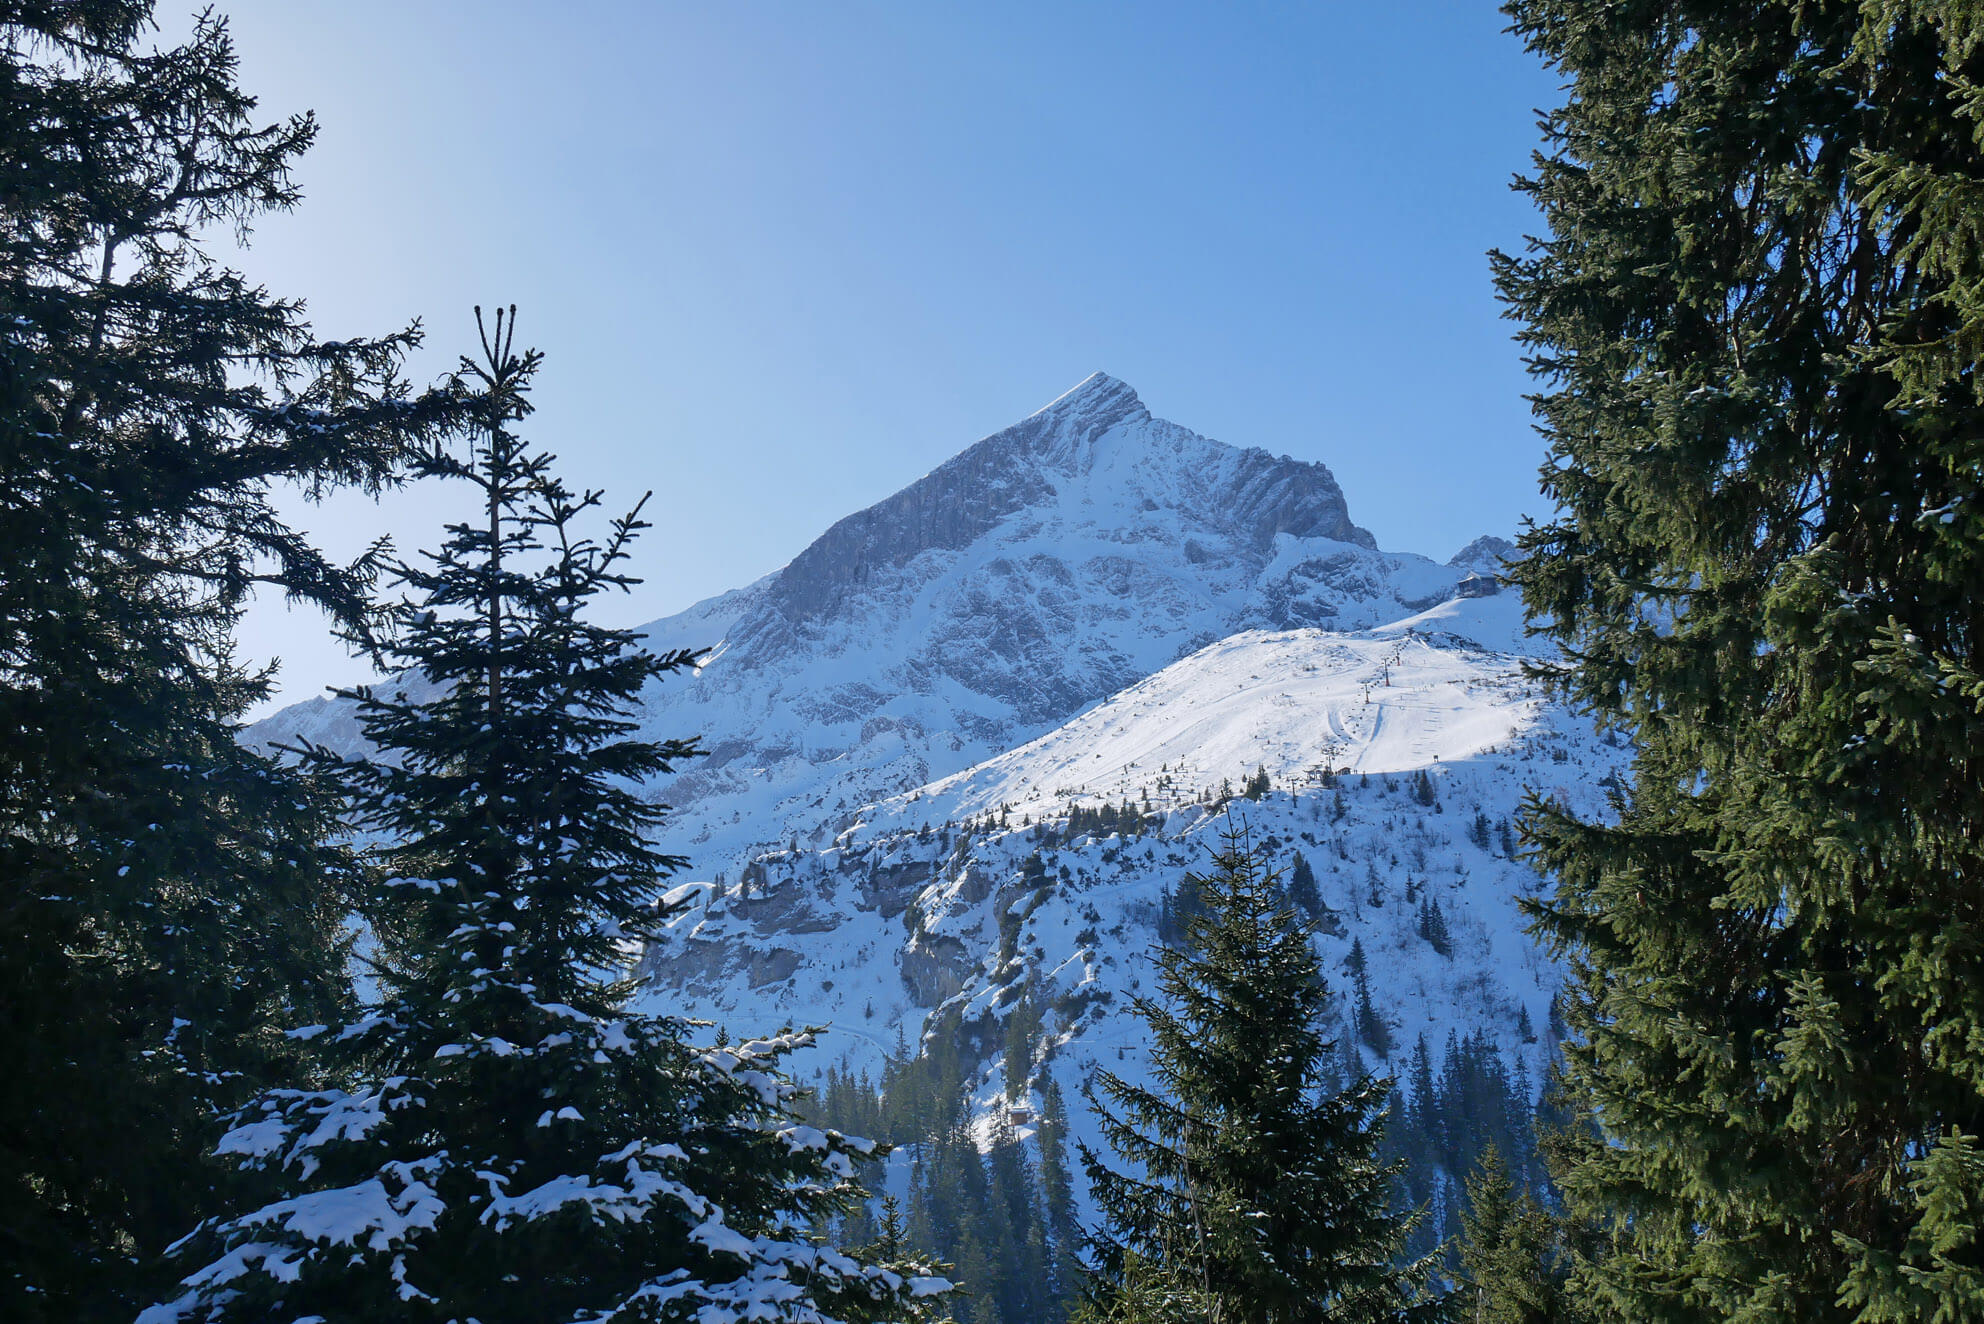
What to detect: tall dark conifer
<box><xmin>0</xmin><ymin>4</ymin><xmax>465</xmax><ymax>1315</ymax></box>
<box><xmin>144</xmin><ymin>314</ymin><xmax>944</xmax><ymax>1323</ymax></box>
<box><xmin>1455</xmin><ymin>1148</ymin><xmax>1576</xmax><ymax>1324</ymax></box>
<box><xmin>1079</xmin><ymin>829</ymin><xmax>1439</xmax><ymax>1323</ymax></box>
<box><xmin>1498</xmin><ymin>1</ymin><xmax>1984</xmax><ymax>1316</ymax></box>
<box><xmin>1038</xmin><ymin>1075</ymin><xmax>1085</xmax><ymax>1314</ymax></box>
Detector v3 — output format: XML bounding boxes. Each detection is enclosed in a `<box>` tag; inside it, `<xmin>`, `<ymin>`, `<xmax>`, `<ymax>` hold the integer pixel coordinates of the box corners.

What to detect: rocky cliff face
<box><xmin>766</xmin><ymin>375</ymin><xmax>1144</xmax><ymax>626</ymax></box>
<box><xmin>740</xmin><ymin>372</ymin><xmax>1376</xmax><ymax>653</ymax></box>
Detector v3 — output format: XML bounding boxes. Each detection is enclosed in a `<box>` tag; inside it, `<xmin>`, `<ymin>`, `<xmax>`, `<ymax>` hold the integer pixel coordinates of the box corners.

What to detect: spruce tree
<box><xmin>1409</xmin><ymin>771</ymin><xmax>1437</xmax><ymax>809</ymax></box>
<box><xmin>987</xmin><ymin>1118</ymin><xmax>1049</xmax><ymax>1324</ymax></box>
<box><xmin>1455</xmin><ymin>1148</ymin><xmax>1574</xmax><ymax>1324</ymax></box>
<box><xmin>0</xmin><ymin>4</ymin><xmax>466</xmax><ymax>1315</ymax></box>
<box><xmin>1349</xmin><ymin>939</ymin><xmax>1393</xmax><ymax>1059</ymax></box>
<box><xmin>1287</xmin><ymin>850</ymin><xmax>1324</xmax><ymax>920</ymax></box>
<box><xmin>143</xmin><ymin>314</ymin><xmax>943</xmax><ymax>1323</ymax></box>
<box><xmin>1498</xmin><ymin>1</ymin><xmax>1984</xmax><ymax>1316</ymax></box>
<box><xmin>1071</xmin><ymin>1251</ymin><xmax>1212</xmax><ymax>1324</ymax></box>
<box><xmin>1080</xmin><ymin>828</ymin><xmax>1440</xmax><ymax>1323</ymax></box>
<box><xmin>1038</xmin><ymin>1075</ymin><xmax>1085</xmax><ymax>1314</ymax></box>
<box><xmin>1415</xmin><ymin>899</ymin><xmax>1452</xmax><ymax>959</ymax></box>
<box><xmin>916</xmin><ymin>1121</ymin><xmax>998</xmax><ymax>1321</ymax></box>
<box><xmin>1003</xmin><ymin>981</ymin><xmax>1044</xmax><ymax>1100</ymax></box>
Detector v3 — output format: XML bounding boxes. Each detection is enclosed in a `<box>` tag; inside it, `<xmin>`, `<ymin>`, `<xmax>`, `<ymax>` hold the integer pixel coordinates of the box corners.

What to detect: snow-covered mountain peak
<box><xmin>1023</xmin><ymin>370</ymin><xmax>1148</xmax><ymax>430</ymax></box>
<box><xmin>1447</xmin><ymin>534</ymin><xmax>1517</xmax><ymax>577</ymax></box>
<box><xmin>760</xmin><ymin>374</ymin><xmax>1374</xmax><ymax>637</ymax></box>
<box><xmin>258</xmin><ymin>375</ymin><xmax>1489</xmax><ymax>932</ymax></box>
<box><xmin>609</xmin><ymin>377</ymin><xmax>1484</xmax><ymax>868</ymax></box>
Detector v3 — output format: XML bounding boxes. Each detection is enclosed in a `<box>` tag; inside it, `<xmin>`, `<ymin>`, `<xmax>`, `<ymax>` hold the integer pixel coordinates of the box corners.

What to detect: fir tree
<box><xmin>917</xmin><ymin>1123</ymin><xmax>998</xmax><ymax>1319</ymax></box>
<box><xmin>868</xmin><ymin>1193</ymin><xmax>910</xmax><ymax>1264</ymax></box>
<box><xmin>1037</xmin><ymin>1075</ymin><xmax>1084</xmax><ymax>1314</ymax></box>
<box><xmin>1415</xmin><ymin>898</ymin><xmax>1453</xmax><ymax>959</ymax></box>
<box><xmin>1080</xmin><ymin>828</ymin><xmax>1439</xmax><ymax>1322</ymax></box>
<box><xmin>0</xmin><ymin>5</ymin><xmax>467</xmax><ymax>1315</ymax></box>
<box><xmin>1498</xmin><ymin>1</ymin><xmax>1984</xmax><ymax>1315</ymax></box>
<box><xmin>1286</xmin><ymin>850</ymin><xmax>1324</xmax><ymax>920</ymax></box>
<box><xmin>143</xmin><ymin>315</ymin><xmax>943</xmax><ymax>1323</ymax></box>
<box><xmin>1455</xmin><ymin>1148</ymin><xmax>1574</xmax><ymax>1324</ymax></box>
<box><xmin>1003</xmin><ymin>981</ymin><xmax>1044</xmax><ymax>1100</ymax></box>
<box><xmin>1072</xmin><ymin>1251</ymin><xmax>1211</xmax><ymax>1324</ymax></box>
<box><xmin>1349</xmin><ymin>937</ymin><xmax>1394</xmax><ymax>1059</ymax></box>
<box><xmin>986</xmin><ymin>1118</ymin><xmax>1049</xmax><ymax>1324</ymax></box>
<box><xmin>1156</xmin><ymin>874</ymin><xmax>1206</xmax><ymax>948</ymax></box>
<box><xmin>1409</xmin><ymin>770</ymin><xmax>1438</xmax><ymax>808</ymax></box>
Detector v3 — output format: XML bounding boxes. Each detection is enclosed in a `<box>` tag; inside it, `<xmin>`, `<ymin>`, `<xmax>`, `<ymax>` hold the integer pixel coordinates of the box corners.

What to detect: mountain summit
<box><xmin>765</xmin><ymin>373</ymin><xmax>1373</xmax><ymax>630</ymax></box>
<box><xmin>1023</xmin><ymin>369</ymin><xmax>1149</xmax><ymax>429</ymax></box>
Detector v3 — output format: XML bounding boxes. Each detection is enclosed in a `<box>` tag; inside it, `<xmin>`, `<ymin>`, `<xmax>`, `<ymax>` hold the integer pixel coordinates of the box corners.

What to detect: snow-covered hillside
<box><xmin>250</xmin><ymin>374</ymin><xmax>1612</xmax><ymax>1192</ymax></box>
<box><xmin>851</xmin><ymin>591</ymin><xmax>1553</xmax><ymax>839</ymax></box>
<box><xmin>257</xmin><ymin>373</ymin><xmax>1499</xmax><ymax>880</ymax></box>
<box><xmin>637</xmin><ymin>593</ymin><xmax>1624</xmax><ymax>1158</ymax></box>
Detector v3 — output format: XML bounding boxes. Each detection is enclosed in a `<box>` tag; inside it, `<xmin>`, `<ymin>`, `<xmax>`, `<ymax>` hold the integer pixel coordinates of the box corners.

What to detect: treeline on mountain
<box><xmin>809</xmin><ymin>875</ymin><xmax>1565</xmax><ymax>1324</ymax></box>
<box><xmin>806</xmin><ymin>1004</ymin><xmax>1082</xmax><ymax>1324</ymax></box>
<box><xmin>898</xmin><ymin>762</ymin><xmax>1295</xmax><ymax>852</ymax></box>
<box><xmin>818</xmin><ymin>837</ymin><xmax>1455</xmax><ymax>1324</ymax></box>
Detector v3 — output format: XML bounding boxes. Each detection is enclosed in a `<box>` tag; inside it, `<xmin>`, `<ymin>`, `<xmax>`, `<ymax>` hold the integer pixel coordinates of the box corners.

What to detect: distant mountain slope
<box><xmin>634</xmin><ymin>591</ymin><xmax>1606</xmax><ymax>1046</ymax></box>
<box><xmin>247</xmin><ymin>369</ymin><xmax>1609</xmax><ymax>1257</ymax></box>
<box><xmin>851</xmin><ymin>590</ymin><xmax>1551</xmax><ymax>837</ymax></box>
<box><xmin>253</xmin><ymin>373</ymin><xmax>1490</xmax><ymax>885</ymax></box>
<box><xmin>635</xmin><ymin>594</ymin><xmax>1626</xmax><ymax>1227</ymax></box>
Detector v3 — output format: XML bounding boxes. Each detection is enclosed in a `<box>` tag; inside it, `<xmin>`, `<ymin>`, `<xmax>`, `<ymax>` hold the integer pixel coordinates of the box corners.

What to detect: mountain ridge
<box><xmin>256</xmin><ymin>373</ymin><xmax>1479</xmax><ymax>873</ymax></box>
<box><xmin>755</xmin><ymin>371</ymin><xmax>1376</xmax><ymax>636</ymax></box>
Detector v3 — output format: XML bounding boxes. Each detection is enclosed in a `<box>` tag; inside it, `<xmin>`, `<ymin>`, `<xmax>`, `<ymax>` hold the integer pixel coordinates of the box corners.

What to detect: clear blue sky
<box><xmin>209</xmin><ymin>2</ymin><xmax>1562</xmax><ymax>714</ymax></box>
